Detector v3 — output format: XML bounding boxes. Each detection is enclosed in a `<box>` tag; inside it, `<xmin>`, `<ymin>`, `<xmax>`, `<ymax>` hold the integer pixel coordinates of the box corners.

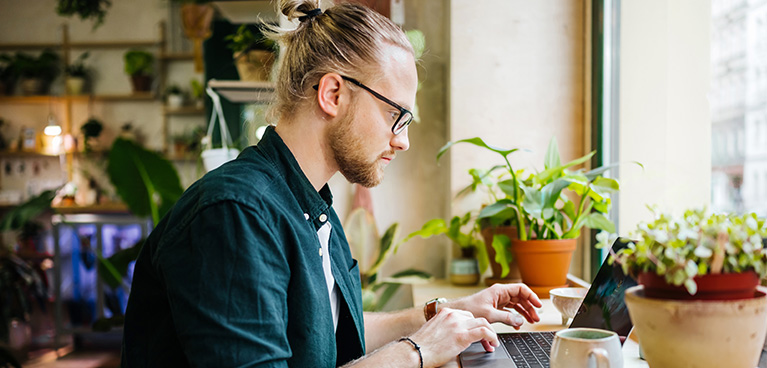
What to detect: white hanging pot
<box><xmin>201</xmin><ymin>86</ymin><xmax>239</xmax><ymax>172</ymax></box>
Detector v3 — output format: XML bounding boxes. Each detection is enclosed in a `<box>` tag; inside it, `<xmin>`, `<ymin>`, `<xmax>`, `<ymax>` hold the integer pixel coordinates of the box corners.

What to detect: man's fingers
<box><xmin>513</xmin><ymin>303</ymin><xmax>540</xmax><ymax>323</ymax></box>
<box><xmin>480</xmin><ymin>339</ymin><xmax>495</xmax><ymax>352</ymax></box>
<box><xmin>466</xmin><ymin>326</ymin><xmax>498</xmax><ymax>348</ymax></box>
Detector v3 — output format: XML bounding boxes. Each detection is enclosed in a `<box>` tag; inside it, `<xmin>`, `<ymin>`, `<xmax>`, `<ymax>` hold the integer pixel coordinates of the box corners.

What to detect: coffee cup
<box><xmin>550</xmin><ymin>328</ymin><xmax>623</xmax><ymax>368</ymax></box>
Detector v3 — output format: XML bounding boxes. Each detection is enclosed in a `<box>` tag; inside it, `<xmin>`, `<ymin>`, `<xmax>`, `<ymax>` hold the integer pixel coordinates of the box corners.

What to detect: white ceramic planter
<box><xmin>167</xmin><ymin>94</ymin><xmax>184</xmax><ymax>108</ymax></box>
<box><xmin>66</xmin><ymin>77</ymin><xmax>85</xmax><ymax>95</ymax></box>
<box><xmin>625</xmin><ymin>285</ymin><xmax>767</xmax><ymax>368</ymax></box>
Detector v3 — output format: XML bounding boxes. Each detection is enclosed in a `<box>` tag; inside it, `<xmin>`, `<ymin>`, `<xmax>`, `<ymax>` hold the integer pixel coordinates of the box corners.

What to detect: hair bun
<box><xmin>279</xmin><ymin>0</ymin><xmax>322</xmax><ymax>23</ymax></box>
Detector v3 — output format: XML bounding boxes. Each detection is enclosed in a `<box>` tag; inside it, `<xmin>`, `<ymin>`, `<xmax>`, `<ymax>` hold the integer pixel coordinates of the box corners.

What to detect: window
<box><xmin>711</xmin><ymin>0</ymin><xmax>767</xmax><ymax>215</ymax></box>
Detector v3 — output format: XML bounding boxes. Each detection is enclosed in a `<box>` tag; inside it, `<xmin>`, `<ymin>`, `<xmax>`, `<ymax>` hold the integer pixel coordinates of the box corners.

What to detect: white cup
<box><xmin>550</xmin><ymin>328</ymin><xmax>623</xmax><ymax>368</ymax></box>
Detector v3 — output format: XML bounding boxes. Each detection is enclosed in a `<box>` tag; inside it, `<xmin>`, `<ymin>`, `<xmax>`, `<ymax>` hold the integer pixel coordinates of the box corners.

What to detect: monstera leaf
<box><xmin>107</xmin><ymin>138</ymin><xmax>183</xmax><ymax>224</ymax></box>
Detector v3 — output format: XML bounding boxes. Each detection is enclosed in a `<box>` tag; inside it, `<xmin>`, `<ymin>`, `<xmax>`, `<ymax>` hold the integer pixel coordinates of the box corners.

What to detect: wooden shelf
<box><xmin>208</xmin><ymin>79</ymin><xmax>275</xmax><ymax>103</ymax></box>
<box><xmin>0</xmin><ymin>42</ymin><xmax>60</xmax><ymax>50</ymax></box>
<box><xmin>0</xmin><ymin>93</ymin><xmax>156</xmax><ymax>103</ymax></box>
<box><xmin>163</xmin><ymin>106</ymin><xmax>205</xmax><ymax>115</ymax></box>
<box><xmin>159</xmin><ymin>53</ymin><xmax>195</xmax><ymax>61</ymax></box>
<box><xmin>0</xmin><ymin>151</ymin><xmax>62</xmax><ymax>158</ymax></box>
<box><xmin>52</xmin><ymin>202</ymin><xmax>130</xmax><ymax>214</ymax></box>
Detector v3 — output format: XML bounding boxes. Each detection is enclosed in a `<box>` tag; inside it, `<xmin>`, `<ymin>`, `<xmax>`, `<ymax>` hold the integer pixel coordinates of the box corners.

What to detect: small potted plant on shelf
<box><xmin>123</xmin><ymin>50</ymin><xmax>154</xmax><ymax>94</ymax></box>
<box><xmin>65</xmin><ymin>52</ymin><xmax>90</xmax><ymax>95</ymax></box>
<box><xmin>438</xmin><ymin>136</ymin><xmax>622</xmax><ymax>296</ymax></box>
<box><xmin>601</xmin><ymin>208</ymin><xmax>767</xmax><ymax>368</ymax></box>
<box><xmin>402</xmin><ymin>211</ymin><xmax>489</xmax><ymax>286</ymax></box>
<box><xmin>0</xmin><ymin>54</ymin><xmax>17</xmax><ymax>96</ymax></box>
<box><xmin>164</xmin><ymin>84</ymin><xmax>184</xmax><ymax>109</ymax></box>
<box><xmin>13</xmin><ymin>50</ymin><xmax>59</xmax><ymax>96</ymax></box>
<box><xmin>190</xmin><ymin>79</ymin><xmax>204</xmax><ymax>109</ymax></box>
<box><xmin>80</xmin><ymin>117</ymin><xmax>103</xmax><ymax>153</ymax></box>
<box><xmin>225</xmin><ymin>24</ymin><xmax>277</xmax><ymax>82</ymax></box>
<box><xmin>56</xmin><ymin>0</ymin><xmax>112</xmax><ymax>30</ymax></box>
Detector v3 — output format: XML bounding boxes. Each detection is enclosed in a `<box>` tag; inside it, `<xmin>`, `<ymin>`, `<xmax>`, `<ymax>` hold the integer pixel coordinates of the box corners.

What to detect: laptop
<box><xmin>459</xmin><ymin>238</ymin><xmax>637</xmax><ymax>368</ymax></box>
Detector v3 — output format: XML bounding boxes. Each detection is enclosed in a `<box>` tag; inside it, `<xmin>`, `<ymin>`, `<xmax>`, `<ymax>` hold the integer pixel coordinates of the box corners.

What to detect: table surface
<box><xmin>411</xmin><ymin>280</ymin><xmax>647</xmax><ymax>368</ymax></box>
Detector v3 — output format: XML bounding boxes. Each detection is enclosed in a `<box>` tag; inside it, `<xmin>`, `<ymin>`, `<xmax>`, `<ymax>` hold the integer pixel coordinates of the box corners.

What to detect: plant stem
<box><xmin>504</xmin><ymin>156</ymin><xmax>527</xmax><ymax>240</ymax></box>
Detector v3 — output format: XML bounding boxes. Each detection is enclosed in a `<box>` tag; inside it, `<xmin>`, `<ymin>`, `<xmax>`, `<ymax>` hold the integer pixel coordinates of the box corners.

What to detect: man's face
<box><xmin>328</xmin><ymin>45</ymin><xmax>418</xmax><ymax>188</ymax></box>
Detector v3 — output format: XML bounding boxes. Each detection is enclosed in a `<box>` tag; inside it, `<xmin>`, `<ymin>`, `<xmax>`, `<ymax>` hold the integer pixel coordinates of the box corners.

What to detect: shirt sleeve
<box><xmin>154</xmin><ymin>200</ymin><xmax>291</xmax><ymax>367</ymax></box>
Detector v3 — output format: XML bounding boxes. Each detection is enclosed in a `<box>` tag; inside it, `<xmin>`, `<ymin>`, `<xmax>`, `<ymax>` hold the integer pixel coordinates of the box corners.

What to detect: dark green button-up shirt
<box><xmin>122</xmin><ymin>126</ymin><xmax>366</xmax><ymax>367</ymax></box>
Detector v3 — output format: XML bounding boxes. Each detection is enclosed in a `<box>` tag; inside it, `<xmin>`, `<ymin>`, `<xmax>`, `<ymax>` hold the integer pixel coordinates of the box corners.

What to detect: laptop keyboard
<box><xmin>501</xmin><ymin>332</ymin><xmax>555</xmax><ymax>368</ymax></box>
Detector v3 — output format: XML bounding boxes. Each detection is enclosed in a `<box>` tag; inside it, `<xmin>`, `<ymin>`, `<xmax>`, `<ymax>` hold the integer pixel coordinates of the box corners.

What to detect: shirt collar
<box><xmin>251</xmin><ymin>126</ymin><xmax>333</xmax><ymax>226</ymax></box>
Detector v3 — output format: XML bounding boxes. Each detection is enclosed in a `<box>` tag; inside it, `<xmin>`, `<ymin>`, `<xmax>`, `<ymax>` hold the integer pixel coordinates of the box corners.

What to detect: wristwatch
<box><xmin>423</xmin><ymin>297</ymin><xmax>447</xmax><ymax>321</ymax></box>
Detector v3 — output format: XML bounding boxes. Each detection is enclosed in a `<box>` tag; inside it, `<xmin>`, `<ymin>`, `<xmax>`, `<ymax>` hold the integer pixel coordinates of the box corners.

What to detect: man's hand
<box><xmin>448</xmin><ymin>283</ymin><xmax>542</xmax><ymax>329</ymax></box>
<box><xmin>408</xmin><ymin>308</ymin><xmax>498</xmax><ymax>367</ymax></box>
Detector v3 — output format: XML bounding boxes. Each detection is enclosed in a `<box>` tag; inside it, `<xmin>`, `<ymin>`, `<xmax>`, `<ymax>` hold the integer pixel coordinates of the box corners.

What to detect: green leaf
<box><xmin>478</xmin><ymin>200</ymin><xmax>514</xmax><ymax>219</ymax></box>
<box><xmin>473</xmin><ymin>237</ymin><xmax>490</xmax><ymax>274</ymax></box>
<box><xmin>375</xmin><ymin>283</ymin><xmax>402</xmax><ymax>311</ymax></box>
<box><xmin>562</xmin><ymin>200</ymin><xmax>577</xmax><ymax>221</ymax></box>
<box><xmin>535</xmin><ymin>151</ymin><xmax>595</xmax><ymax>185</ymax></box>
<box><xmin>593</xmin><ymin>201</ymin><xmax>609</xmax><ymax>213</ymax></box>
<box><xmin>498</xmin><ymin>179</ymin><xmax>518</xmax><ymax>198</ymax></box>
<box><xmin>0</xmin><ymin>189</ymin><xmax>57</xmax><ymax>232</ymax></box>
<box><xmin>583</xmin><ymin>212</ymin><xmax>616</xmax><ymax>233</ymax></box>
<box><xmin>370</xmin><ymin>223</ymin><xmax>400</xmax><ymax>275</ymax></box>
<box><xmin>97</xmin><ymin>239</ymin><xmax>143</xmax><ymax>289</ymax></box>
<box><xmin>521</xmin><ymin>185</ymin><xmax>544</xmax><ymax>218</ymax></box>
<box><xmin>107</xmin><ymin>138</ymin><xmax>183</xmax><ymax>224</ymax></box>
<box><xmin>544</xmin><ymin>137</ymin><xmax>562</xmax><ymax>170</ymax></box>
<box><xmin>405</xmin><ymin>30</ymin><xmax>426</xmax><ymax>60</ymax></box>
<box><xmin>361</xmin><ymin>289</ymin><xmax>377</xmax><ymax>311</ymax></box>
<box><xmin>437</xmin><ymin>137</ymin><xmax>518</xmax><ymax>162</ymax></box>
<box><xmin>390</xmin><ymin>268</ymin><xmax>432</xmax><ymax>280</ymax></box>
<box><xmin>592</xmin><ymin>177</ymin><xmax>620</xmax><ymax>194</ymax></box>
<box><xmin>491</xmin><ymin>234</ymin><xmax>513</xmax><ymax>278</ymax></box>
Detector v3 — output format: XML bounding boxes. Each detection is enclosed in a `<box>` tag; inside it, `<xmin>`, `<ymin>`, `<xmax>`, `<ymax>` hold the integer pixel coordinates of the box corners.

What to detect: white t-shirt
<box><xmin>316</xmin><ymin>221</ymin><xmax>340</xmax><ymax>332</ymax></box>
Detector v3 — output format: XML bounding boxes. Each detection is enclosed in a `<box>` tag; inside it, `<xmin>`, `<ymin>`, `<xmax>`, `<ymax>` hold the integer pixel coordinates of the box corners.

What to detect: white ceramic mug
<box><xmin>550</xmin><ymin>328</ymin><xmax>623</xmax><ymax>368</ymax></box>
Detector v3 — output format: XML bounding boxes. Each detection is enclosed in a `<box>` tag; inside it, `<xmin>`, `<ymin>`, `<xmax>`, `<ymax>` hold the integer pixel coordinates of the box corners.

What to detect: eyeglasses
<box><xmin>313</xmin><ymin>76</ymin><xmax>413</xmax><ymax>135</ymax></box>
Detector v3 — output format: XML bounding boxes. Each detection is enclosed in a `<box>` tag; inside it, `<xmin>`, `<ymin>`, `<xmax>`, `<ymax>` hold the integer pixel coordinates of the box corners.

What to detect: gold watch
<box><xmin>424</xmin><ymin>297</ymin><xmax>447</xmax><ymax>321</ymax></box>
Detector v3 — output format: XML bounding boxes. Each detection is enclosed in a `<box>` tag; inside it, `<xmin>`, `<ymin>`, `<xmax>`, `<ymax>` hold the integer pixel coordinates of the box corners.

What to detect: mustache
<box><xmin>379</xmin><ymin>150</ymin><xmax>396</xmax><ymax>160</ymax></box>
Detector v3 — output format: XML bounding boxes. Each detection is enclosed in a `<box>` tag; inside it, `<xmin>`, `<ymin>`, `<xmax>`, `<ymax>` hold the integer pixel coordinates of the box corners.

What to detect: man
<box><xmin>122</xmin><ymin>2</ymin><xmax>542</xmax><ymax>367</ymax></box>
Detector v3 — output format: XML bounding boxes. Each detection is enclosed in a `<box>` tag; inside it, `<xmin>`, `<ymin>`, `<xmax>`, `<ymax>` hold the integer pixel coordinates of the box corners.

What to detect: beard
<box><xmin>328</xmin><ymin>111</ymin><xmax>391</xmax><ymax>188</ymax></box>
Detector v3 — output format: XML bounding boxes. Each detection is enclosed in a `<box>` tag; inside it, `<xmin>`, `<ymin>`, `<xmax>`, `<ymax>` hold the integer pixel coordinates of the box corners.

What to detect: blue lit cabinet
<box><xmin>51</xmin><ymin>212</ymin><xmax>151</xmax><ymax>348</ymax></box>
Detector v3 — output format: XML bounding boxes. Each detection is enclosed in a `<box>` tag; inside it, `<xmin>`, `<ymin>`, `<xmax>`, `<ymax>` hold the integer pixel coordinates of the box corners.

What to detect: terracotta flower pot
<box><xmin>638</xmin><ymin>271</ymin><xmax>759</xmax><ymax>300</ymax></box>
<box><xmin>512</xmin><ymin>238</ymin><xmax>576</xmax><ymax>297</ymax></box>
<box><xmin>480</xmin><ymin>226</ymin><xmax>522</xmax><ymax>285</ymax></box>
<box><xmin>625</xmin><ymin>285</ymin><xmax>767</xmax><ymax>368</ymax></box>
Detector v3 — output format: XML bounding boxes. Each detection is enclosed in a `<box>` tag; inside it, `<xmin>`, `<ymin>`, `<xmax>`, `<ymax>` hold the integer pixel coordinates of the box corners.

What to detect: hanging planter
<box><xmin>56</xmin><ymin>0</ymin><xmax>112</xmax><ymax>30</ymax></box>
<box><xmin>180</xmin><ymin>3</ymin><xmax>214</xmax><ymax>73</ymax></box>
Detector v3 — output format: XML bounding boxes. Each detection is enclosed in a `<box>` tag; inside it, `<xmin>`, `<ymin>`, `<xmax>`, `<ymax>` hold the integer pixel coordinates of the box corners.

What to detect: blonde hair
<box><xmin>267</xmin><ymin>0</ymin><xmax>413</xmax><ymax>121</ymax></box>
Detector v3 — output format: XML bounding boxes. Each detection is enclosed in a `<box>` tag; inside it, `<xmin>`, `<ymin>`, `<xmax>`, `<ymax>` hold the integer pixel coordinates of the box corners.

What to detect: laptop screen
<box><xmin>568</xmin><ymin>238</ymin><xmax>636</xmax><ymax>338</ymax></box>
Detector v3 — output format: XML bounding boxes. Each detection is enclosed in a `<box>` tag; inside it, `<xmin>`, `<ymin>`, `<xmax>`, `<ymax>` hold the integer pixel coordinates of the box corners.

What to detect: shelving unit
<box><xmin>208</xmin><ymin>79</ymin><xmax>275</xmax><ymax>104</ymax></box>
<box><xmin>0</xmin><ymin>21</ymin><xmax>206</xmax><ymax>179</ymax></box>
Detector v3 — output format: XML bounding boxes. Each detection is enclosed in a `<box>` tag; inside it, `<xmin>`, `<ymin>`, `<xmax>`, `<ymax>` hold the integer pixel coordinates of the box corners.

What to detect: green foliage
<box><xmin>0</xmin><ymin>251</ymin><xmax>47</xmax><ymax>344</ymax></box>
<box><xmin>123</xmin><ymin>50</ymin><xmax>154</xmax><ymax>77</ymax></box>
<box><xmin>601</xmin><ymin>207</ymin><xmax>767</xmax><ymax>295</ymax></box>
<box><xmin>106</xmin><ymin>138</ymin><xmax>183</xmax><ymax>225</ymax></box>
<box><xmin>405</xmin><ymin>29</ymin><xmax>426</xmax><ymax>60</ymax></box>
<box><xmin>401</xmin><ymin>212</ymin><xmax>490</xmax><ymax>276</ymax></box>
<box><xmin>56</xmin><ymin>0</ymin><xmax>112</xmax><ymax>30</ymax></box>
<box><xmin>345</xmin><ymin>217</ymin><xmax>432</xmax><ymax>312</ymax></box>
<box><xmin>189</xmin><ymin>79</ymin><xmax>204</xmax><ymax>99</ymax></box>
<box><xmin>439</xmin><ymin>136</ymin><xmax>625</xmax><ymax>241</ymax></box>
<box><xmin>164</xmin><ymin>84</ymin><xmax>183</xmax><ymax>96</ymax></box>
<box><xmin>80</xmin><ymin>118</ymin><xmax>103</xmax><ymax>139</ymax></box>
<box><xmin>65</xmin><ymin>52</ymin><xmax>90</xmax><ymax>77</ymax></box>
<box><xmin>225</xmin><ymin>25</ymin><xmax>277</xmax><ymax>55</ymax></box>
<box><xmin>13</xmin><ymin>50</ymin><xmax>60</xmax><ymax>80</ymax></box>
<box><xmin>0</xmin><ymin>190</ymin><xmax>57</xmax><ymax>233</ymax></box>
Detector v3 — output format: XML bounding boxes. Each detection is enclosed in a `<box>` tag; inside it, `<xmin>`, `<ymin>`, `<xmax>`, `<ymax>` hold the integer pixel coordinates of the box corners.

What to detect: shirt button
<box><xmin>304</xmin><ymin>213</ymin><xmax>309</xmax><ymax>220</ymax></box>
<box><xmin>319</xmin><ymin>214</ymin><xmax>327</xmax><ymax>222</ymax></box>
<box><xmin>319</xmin><ymin>247</ymin><xmax>323</xmax><ymax>257</ymax></box>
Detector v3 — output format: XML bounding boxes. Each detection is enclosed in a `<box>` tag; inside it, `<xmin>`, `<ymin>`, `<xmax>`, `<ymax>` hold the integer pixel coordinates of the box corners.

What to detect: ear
<box><xmin>316</xmin><ymin>73</ymin><xmax>345</xmax><ymax>118</ymax></box>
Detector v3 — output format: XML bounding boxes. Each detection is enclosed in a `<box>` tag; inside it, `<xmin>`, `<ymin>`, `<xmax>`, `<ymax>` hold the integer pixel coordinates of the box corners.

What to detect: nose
<box><xmin>390</xmin><ymin>126</ymin><xmax>410</xmax><ymax>151</ymax></box>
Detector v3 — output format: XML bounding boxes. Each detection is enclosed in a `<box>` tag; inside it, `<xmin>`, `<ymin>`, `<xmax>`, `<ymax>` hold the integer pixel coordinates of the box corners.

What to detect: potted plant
<box><xmin>225</xmin><ymin>24</ymin><xmax>277</xmax><ymax>82</ymax></box>
<box><xmin>0</xmin><ymin>54</ymin><xmax>17</xmax><ymax>96</ymax></box>
<box><xmin>123</xmin><ymin>50</ymin><xmax>153</xmax><ymax>93</ymax></box>
<box><xmin>438</xmin><ymin>137</ymin><xmax>620</xmax><ymax>295</ymax></box>
<box><xmin>80</xmin><ymin>117</ymin><xmax>103</xmax><ymax>153</ymax></box>
<box><xmin>13</xmin><ymin>50</ymin><xmax>59</xmax><ymax>96</ymax></box>
<box><xmin>164</xmin><ymin>84</ymin><xmax>184</xmax><ymax>109</ymax></box>
<box><xmin>65</xmin><ymin>52</ymin><xmax>90</xmax><ymax>95</ymax></box>
<box><xmin>189</xmin><ymin>79</ymin><xmax>204</xmax><ymax>109</ymax></box>
<box><xmin>403</xmin><ymin>212</ymin><xmax>489</xmax><ymax>286</ymax></box>
<box><xmin>603</xmin><ymin>208</ymin><xmax>767</xmax><ymax>367</ymax></box>
<box><xmin>174</xmin><ymin>0</ymin><xmax>213</xmax><ymax>72</ymax></box>
<box><xmin>56</xmin><ymin>0</ymin><xmax>111</xmax><ymax>30</ymax></box>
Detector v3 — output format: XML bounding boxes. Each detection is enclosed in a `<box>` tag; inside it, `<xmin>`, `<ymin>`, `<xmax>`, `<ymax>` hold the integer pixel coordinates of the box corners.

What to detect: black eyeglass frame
<box><xmin>312</xmin><ymin>76</ymin><xmax>413</xmax><ymax>135</ymax></box>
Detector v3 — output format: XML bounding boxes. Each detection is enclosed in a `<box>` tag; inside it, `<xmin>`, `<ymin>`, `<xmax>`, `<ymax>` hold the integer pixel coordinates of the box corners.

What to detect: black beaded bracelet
<box><xmin>398</xmin><ymin>337</ymin><xmax>423</xmax><ymax>368</ymax></box>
